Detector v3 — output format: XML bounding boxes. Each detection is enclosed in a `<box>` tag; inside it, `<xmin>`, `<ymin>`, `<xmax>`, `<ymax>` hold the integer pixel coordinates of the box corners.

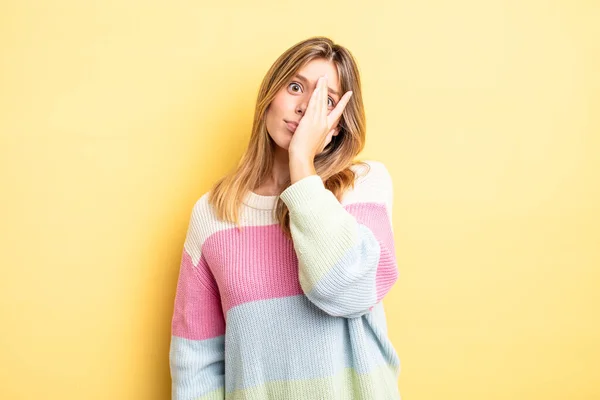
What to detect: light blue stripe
<box><xmin>170</xmin><ymin>335</ymin><xmax>225</xmax><ymax>400</ymax></box>
<box><xmin>223</xmin><ymin>295</ymin><xmax>399</xmax><ymax>393</ymax></box>
<box><xmin>306</xmin><ymin>222</ymin><xmax>381</xmax><ymax>318</ymax></box>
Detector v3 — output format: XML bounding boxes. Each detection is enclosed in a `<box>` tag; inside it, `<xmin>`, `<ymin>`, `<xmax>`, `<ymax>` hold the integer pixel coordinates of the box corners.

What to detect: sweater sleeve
<box><xmin>279</xmin><ymin>162</ymin><xmax>398</xmax><ymax>319</ymax></box>
<box><xmin>169</xmin><ymin>204</ymin><xmax>226</xmax><ymax>400</ymax></box>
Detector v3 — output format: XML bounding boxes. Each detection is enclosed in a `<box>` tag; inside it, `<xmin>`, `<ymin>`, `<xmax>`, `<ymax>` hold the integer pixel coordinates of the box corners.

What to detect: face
<box><xmin>265</xmin><ymin>58</ymin><xmax>342</xmax><ymax>152</ymax></box>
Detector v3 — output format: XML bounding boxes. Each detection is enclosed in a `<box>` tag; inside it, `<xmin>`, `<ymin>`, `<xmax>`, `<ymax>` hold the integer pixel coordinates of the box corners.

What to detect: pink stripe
<box><xmin>345</xmin><ymin>202</ymin><xmax>399</xmax><ymax>304</ymax></box>
<box><xmin>171</xmin><ymin>249</ymin><xmax>226</xmax><ymax>340</ymax></box>
<box><xmin>202</xmin><ymin>224</ymin><xmax>303</xmax><ymax>314</ymax></box>
<box><xmin>200</xmin><ymin>202</ymin><xmax>397</xmax><ymax>315</ymax></box>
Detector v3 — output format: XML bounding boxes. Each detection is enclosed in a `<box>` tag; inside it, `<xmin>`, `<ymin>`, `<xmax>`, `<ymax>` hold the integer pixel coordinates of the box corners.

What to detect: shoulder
<box><xmin>188</xmin><ymin>190</ymin><xmax>239</xmax><ymax>233</ymax></box>
<box><xmin>189</xmin><ymin>191</ymin><xmax>213</xmax><ymax>222</ymax></box>
<box><xmin>350</xmin><ymin>159</ymin><xmax>393</xmax><ymax>188</ymax></box>
<box><xmin>344</xmin><ymin>159</ymin><xmax>394</xmax><ymax>217</ymax></box>
<box><xmin>183</xmin><ymin>191</ymin><xmax>236</xmax><ymax>265</ymax></box>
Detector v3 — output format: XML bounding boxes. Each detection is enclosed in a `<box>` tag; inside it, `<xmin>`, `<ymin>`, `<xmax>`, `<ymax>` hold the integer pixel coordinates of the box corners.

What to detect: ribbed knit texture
<box><xmin>169</xmin><ymin>160</ymin><xmax>401</xmax><ymax>400</ymax></box>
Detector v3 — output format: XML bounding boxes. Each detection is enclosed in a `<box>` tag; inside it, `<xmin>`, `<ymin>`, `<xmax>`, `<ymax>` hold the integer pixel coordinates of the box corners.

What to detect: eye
<box><xmin>288</xmin><ymin>82</ymin><xmax>336</xmax><ymax>108</ymax></box>
<box><xmin>288</xmin><ymin>82</ymin><xmax>301</xmax><ymax>93</ymax></box>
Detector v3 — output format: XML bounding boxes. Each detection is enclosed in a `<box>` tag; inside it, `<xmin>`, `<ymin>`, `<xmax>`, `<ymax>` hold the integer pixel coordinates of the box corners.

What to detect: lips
<box><xmin>284</xmin><ymin>120</ymin><xmax>298</xmax><ymax>132</ymax></box>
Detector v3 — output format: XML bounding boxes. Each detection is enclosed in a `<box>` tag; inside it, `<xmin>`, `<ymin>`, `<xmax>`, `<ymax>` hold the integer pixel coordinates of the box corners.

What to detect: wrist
<box><xmin>288</xmin><ymin>155</ymin><xmax>316</xmax><ymax>184</ymax></box>
<box><xmin>288</xmin><ymin>151</ymin><xmax>312</xmax><ymax>164</ymax></box>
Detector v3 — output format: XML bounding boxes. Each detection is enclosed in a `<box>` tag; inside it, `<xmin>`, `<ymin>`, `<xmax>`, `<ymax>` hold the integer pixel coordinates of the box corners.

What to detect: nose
<box><xmin>295</xmin><ymin>91</ymin><xmax>313</xmax><ymax>116</ymax></box>
<box><xmin>295</xmin><ymin>101</ymin><xmax>307</xmax><ymax>116</ymax></box>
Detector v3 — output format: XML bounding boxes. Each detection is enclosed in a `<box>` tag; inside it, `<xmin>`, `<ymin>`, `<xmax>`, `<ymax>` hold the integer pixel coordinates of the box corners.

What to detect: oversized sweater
<box><xmin>169</xmin><ymin>159</ymin><xmax>401</xmax><ymax>400</ymax></box>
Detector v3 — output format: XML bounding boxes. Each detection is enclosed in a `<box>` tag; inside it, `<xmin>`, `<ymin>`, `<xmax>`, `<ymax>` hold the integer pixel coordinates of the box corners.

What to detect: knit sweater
<box><xmin>169</xmin><ymin>159</ymin><xmax>401</xmax><ymax>400</ymax></box>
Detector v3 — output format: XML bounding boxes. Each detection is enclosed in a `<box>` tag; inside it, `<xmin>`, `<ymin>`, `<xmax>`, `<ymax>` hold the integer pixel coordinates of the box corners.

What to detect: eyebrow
<box><xmin>293</xmin><ymin>74</ymin><xmax>340</xmax><ymax>98</ymax></box>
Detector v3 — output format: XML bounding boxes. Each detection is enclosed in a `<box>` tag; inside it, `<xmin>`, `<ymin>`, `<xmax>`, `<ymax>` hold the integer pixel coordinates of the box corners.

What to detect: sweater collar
<box><xmin>243</xmin><ymin>191</ymin><xmax>278</xmax><ymax>210</ymax></box>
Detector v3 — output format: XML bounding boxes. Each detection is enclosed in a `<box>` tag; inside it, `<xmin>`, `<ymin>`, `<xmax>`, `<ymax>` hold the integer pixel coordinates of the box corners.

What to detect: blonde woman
<box><xmin>169</xmin><ymin>36</ymin><xmax>401</xmax><ymax>400</ymax></box>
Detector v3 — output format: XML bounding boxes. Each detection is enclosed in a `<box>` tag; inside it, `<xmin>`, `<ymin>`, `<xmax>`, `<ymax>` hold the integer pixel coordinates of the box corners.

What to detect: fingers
<box><xmin>305</xmin><ymin>76</ymin><xmax>327</xmax><ymax>119</ymax></box>
<box><xmin>320</xmin><ymin>76</ymin><xmax>327</xmax><ymax>118</ymax></box>
<box><xmin>315</xmin><ymin>76</ymin><xmax>327</xmax><ymax>120</ymax></box>
<box><xmin>307</xmin><ymin>81</ymin><xmax>320</xmax><ymax>116</ymax></box>
<box><xmin>307</xmin><ymin>75</ymin><xmax>352</xmax><ymax>130</ymax></box>
<box><xmin>327</xmin><ymin>89</ymin><xmax>353</xmax><ymax>128</ymax></box>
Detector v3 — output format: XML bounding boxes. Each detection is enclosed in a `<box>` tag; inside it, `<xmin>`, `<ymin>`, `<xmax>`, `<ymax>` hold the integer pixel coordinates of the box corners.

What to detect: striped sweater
<box><xmin>169</xmin><ymin>160</ymin><xmax>401</xmax><ymax>400</ymax></box>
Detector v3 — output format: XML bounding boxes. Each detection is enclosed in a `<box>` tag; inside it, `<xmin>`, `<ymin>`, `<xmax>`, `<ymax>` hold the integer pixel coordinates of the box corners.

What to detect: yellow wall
<box><xmin>1</xmin><ymin>1</ymin><xmax>598</xmax><ymax>399</ymax></box>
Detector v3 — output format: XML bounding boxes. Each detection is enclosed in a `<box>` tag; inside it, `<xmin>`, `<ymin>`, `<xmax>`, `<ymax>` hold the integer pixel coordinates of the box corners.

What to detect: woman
<box><xmin>169</xmin><ymin>36</ymin><xmax>401</xmax><ymax>400</ymax></box>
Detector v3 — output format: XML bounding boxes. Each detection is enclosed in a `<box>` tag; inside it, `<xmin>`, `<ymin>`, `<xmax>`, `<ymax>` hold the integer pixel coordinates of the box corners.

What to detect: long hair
<box><xmin>207</xmin><ymin>36</ymin><xmax>370</xmax><ymax>239</ymax></box>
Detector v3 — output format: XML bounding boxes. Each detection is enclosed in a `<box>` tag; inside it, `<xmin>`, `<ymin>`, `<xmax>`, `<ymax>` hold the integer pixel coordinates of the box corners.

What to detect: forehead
<box><xmin>294</xmin><ymin>59</ymin><xmax>340</xmax><ymax>93</ymax></box>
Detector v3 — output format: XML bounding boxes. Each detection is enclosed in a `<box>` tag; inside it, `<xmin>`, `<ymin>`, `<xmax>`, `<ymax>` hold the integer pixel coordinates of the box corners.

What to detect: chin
<box><xmin>272</xmin><ymin>135</ymin><xmax>291</xmax><ymax>151</ymax></box>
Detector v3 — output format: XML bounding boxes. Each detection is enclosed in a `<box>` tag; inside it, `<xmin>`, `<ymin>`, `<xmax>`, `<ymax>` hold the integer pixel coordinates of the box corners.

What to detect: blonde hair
<box><xmin>208</xmin><ymin>36</ymin><xmax>370</xmax><ymax>239</ymax></box>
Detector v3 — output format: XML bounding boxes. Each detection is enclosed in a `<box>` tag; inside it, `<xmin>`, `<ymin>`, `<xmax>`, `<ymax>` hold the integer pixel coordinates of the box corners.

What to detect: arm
<box><xmin>279</xmin><ymin>161</ymin><xmax>398</xmax><ymax>318</ymax></box>
<box><xmin>169</xmin><ymin>204</ymin><xmax>226</xmax><ymax>400</ymax></box>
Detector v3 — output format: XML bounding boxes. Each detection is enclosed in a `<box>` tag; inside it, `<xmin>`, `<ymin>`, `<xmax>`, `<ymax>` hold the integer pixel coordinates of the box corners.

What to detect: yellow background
<box><xmin>1</xmin><ymin>1</ymin><xmax>598</xmax><ymax>399</ymax></box>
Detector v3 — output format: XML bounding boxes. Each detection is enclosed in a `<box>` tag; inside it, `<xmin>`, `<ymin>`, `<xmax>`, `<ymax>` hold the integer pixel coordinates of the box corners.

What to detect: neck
<box><xmin>254</xmin><ymin>146</ymin><xmax>290</xmax><ymax>195</ymax></box>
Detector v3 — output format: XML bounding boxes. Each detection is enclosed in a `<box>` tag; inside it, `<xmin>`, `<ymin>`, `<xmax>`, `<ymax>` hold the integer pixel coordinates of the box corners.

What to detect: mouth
<box><xmin>284</xmin><ymin>120</ymin><xmax>298</xmax><ymax>132</ymax></box>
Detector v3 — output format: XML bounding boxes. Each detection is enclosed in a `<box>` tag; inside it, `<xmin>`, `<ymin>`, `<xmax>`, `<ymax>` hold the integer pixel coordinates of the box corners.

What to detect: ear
<box><xmin>332</xmin><ymin>126</ymin><xmax>340</xmax><ymax>136</ymax></box>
